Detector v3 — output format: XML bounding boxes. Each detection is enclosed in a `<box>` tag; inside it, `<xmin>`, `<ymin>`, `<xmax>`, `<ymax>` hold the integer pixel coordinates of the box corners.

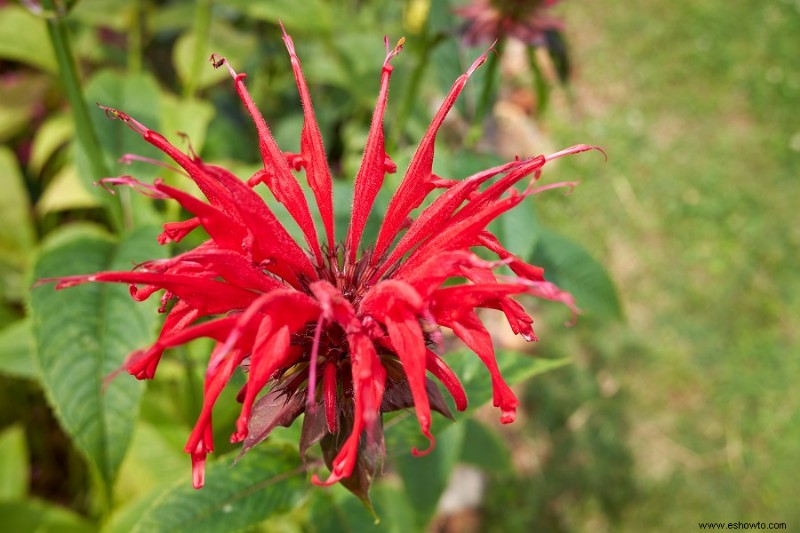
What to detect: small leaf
<box><xmin>0</xmin><ymin>73</ymin><xmax>49</xmax><ymax>142</ymax></box>
<box><xmin>0</xmin><ymin>425</ymin><xmax>29</xmax><ymax>500</ymax></box>
<box><xmin>104</xmin><ymin>444</ymin><xmax>306</xmax><ymax>533</ymax></box>
<box><xmin>0</xmin><ymin>6</ymin><xmax>57</xmax><ymax>72</ymax></box>
<box><xmin>0</xmin><ymin>319</ymin><xmax>37</xmax><ymax>380</ymax></box>
<box><xmin>30</xmin><ymin>224</ymin><xmax>165</xmax><ymax>491</ymax></box>
<box><xmin>0</xmin><ymin>146</ymin><xmax>35</xmax><ymax>271</ymax></box>
<box><xmin>28</xmin><ymin>113</ymin><xmax>74</xmax><ymax>175</ymax></box>
<box><xmin>532</xmin><ymin>228</ymin><xmax>623</xmax><ymax>319</ymax></box>
<box><xmin>0</xmin><ymin>499</ymin><xmax>94</xmax><ymax>533</ymax></box>
<box><xmin>36</xmin><ymin>164</ymin><xmax>101</xmax><ymax>215</ymax></box>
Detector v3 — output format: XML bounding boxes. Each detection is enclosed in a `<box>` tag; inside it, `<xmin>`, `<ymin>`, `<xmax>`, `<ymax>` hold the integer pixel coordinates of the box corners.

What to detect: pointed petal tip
<box><xmin>545</xmin><ymin>144</ymin><xmax>607</xmax><ymax>162</ymax></box>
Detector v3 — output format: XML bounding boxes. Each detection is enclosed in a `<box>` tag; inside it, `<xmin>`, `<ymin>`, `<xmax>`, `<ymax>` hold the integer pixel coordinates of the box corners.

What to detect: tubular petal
<box><xmin>345</xmin><ymin>37</ymin><xmax>403</xmax><ymax>262</ymax></box>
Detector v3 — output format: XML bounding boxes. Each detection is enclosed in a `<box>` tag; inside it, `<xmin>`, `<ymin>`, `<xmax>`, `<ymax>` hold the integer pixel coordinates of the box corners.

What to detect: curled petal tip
<box><xmin>411</xmin><ymin>430</ymin><xmax>435</xmax><ymax>457</ymax></box>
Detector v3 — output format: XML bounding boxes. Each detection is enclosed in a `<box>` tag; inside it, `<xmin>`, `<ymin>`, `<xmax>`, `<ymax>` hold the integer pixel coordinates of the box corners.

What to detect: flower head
<box><xmin>455</xmin><ymin>0</ymin><xmax>564</xmax><ymax>46</ymax></box>
<box><xmin>40</xmin><ymin>26</ymin><xmax>598</xmax><ymax>498</ymax></box>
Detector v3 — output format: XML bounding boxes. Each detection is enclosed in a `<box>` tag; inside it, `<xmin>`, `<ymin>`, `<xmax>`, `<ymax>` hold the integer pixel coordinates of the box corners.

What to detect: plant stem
<box><xmin>390</xmin><ymin>33</ymin><xmax>441</xmax><ymax>153</ymax></box>
<box><xmin>183</xmin><ymin>0</ymin><xmax>213</xmax><ymax>99</ymax></box>
<box><xmin>41</xmin><ymin>0</ymin><xmax>123</xmax><ymax>233</ymax></box>
<box><xmin>466</xmin><ymin>37</ymin><xmax>505</xmax><ymax>148</ymax></box>
<box><xmin>127</xmin><ymin>0</ymin><xmax>144</xmax><ymax>76</ymax></box>
<box><xmin>528</xmin><ymin>46</ymin><xmax>551</xmax><ymax>117</ymax></box>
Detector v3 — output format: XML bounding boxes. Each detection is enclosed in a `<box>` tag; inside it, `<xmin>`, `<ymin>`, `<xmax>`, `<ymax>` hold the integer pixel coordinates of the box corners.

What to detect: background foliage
<box><xmin>0</xmin><ymin>0</ymin><xmax>798</xmax><ymax>531</ymax></box>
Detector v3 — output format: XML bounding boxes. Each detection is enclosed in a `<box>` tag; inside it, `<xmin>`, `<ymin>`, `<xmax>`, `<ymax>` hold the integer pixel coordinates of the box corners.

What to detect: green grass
<box><xmin>523</xmin><ymin>0</ymin><xmax>800</xmax><ymax>528</ymax></box>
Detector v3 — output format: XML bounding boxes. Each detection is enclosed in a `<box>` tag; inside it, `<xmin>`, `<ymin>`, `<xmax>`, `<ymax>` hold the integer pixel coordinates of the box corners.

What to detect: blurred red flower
<box><xmin>40</xmin><ymin>27</ymin><xmax>596</xmax><ymax>498</ymax></box>
<box><xmin>455</xmin><ymin>0</ymin><xmax>564</xmax><ymax>46</ymax></box>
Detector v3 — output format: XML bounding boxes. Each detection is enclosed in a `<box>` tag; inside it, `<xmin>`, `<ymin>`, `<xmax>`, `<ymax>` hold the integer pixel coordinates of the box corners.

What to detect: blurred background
<box><xmin>0</xmin><ymin>0</ymin><xmax>799</xmax><ymax>531</ymax></box>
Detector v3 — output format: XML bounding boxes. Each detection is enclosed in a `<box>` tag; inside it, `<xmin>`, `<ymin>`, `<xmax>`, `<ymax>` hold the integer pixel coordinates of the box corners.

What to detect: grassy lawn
<box><xmin>519</xmin><ymin>0</ymin><xmax>800</xmax><ymax>528</ymax></box>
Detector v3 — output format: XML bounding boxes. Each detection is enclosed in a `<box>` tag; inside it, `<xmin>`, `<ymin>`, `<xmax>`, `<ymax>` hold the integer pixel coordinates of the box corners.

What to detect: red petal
<box><xmin>323</xmin><ymin>361</ymin><xmax>338</xmax><ymax>434</ymax></box>
<box><xmin>373</xmin><ymin>49</ymin><xmax>491</xmax><ymax>261</ymax></box>
<box><xmin>44</xmin><ymin>271</ymin><xmax>259</xmax><ymax>314</ymax></box>
<box><xmin>222</xmin><ymin>63</ymin><xmax>324</xmax><ymax>265</ymax></box>
<box><xmin>441</xmin><ymin>313</ymin><xmax>519</xmax><ymax>423</ymax></box>
<box><xmin>372</xmin><ymin>159</ymin><xmax>524</xmax><ymax>280</ymax></box>
<box><xmin>397</xmin><ymin>193</ymin><xmax>526</xmax><ymax>278</ymax></box>
<box><xmin>384</xmin><ymin>306</ymin><xmax>434</xmax><ymax>455</ymax></box>
<box><xmin>345</xmin><ymin>37</ymin><xmax>403</xmax><ymax>262</ymax></box>
<box><xmin>425</xmin><ymin>349</ymin><xmax>468</xmax><ymax>412</ymax></box>
<box><xmin>282</xmin><ymin>26</ymin><xmax>335</xmax><ymax>246</ymax></box>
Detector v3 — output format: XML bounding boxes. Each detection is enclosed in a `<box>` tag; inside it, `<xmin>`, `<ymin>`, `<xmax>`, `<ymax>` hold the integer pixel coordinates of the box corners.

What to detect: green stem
<box><xmin>467</xmin><ymin>37</ymin><xmax>505</xmax><ymax>148</ymax></box>
<box><xmin>127</xmin><ymin>0</ymin><xmax>143</xmax><ymax>76</ymax></box>
<box><xmin>41</xmin><ymin>0</ymin><xmax>122</xmax><ymax>233</ymax></box>
<box><xmin>528</xmin><ymin>46</ymin><xmax>550</xmax><ymax>117</ymax></box>
<box><xmin>183</xmin><ymin>0</ymin><xmax>213</xmax><ymax>99</ymax></box>
<box><xmin>389</xmin><ymin>33</ymin><xmax>441</xmax><ymax>153</ymax></box>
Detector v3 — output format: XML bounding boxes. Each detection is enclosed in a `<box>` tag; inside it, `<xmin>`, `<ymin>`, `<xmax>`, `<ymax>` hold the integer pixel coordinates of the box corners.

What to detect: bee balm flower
<box><xmin>40</xmin><ymin>27</ymin><xmax>597</xmax><ymax>497</ymax></box>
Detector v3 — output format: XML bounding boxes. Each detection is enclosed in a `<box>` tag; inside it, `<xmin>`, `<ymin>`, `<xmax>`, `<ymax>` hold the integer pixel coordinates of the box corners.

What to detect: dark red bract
<box><xmin>40</xmin><ymin>26</ymin><xmax>597</xmax><ymax>496</ymax></box>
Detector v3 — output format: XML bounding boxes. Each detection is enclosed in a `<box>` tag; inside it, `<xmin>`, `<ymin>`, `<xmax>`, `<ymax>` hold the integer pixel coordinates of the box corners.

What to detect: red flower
<box><xmin>40</xmin><ymin>27</ymin><xmax>597</xmax><ymax>497</ymax></box>
<box><xmin>455</xmin><ymin>0</ymin><xmax>564</xmax><ymax>46</ymax></box>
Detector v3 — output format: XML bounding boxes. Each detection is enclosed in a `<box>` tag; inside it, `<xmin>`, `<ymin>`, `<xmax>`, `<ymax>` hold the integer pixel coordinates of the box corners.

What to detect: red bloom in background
<box><xmin>455</xmin><ymin>0</ymin><xmax>564</xmax><ymax>46</ymax></box>
<box><xmin>40</xmin><ymin>27</ymin><xmax>596</xmax><ymax>497</ymax></box>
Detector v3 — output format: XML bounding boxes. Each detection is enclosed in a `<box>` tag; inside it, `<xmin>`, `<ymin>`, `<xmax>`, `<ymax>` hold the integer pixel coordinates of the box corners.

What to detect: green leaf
<box><xmin>0</xmin><ymin>319</ymin><xmax>37</xmax><ymax>380</ymax></box>
<box><xmin>104</xmin><ymin>444</ymin><xmax>307</xmax><ymax>533</ymax></box>
<box><xmin>0</xmin><ymin>425</ymin><xmax>29</xmax><ymax>500</ymax></box>
<box><xmin>532</xmin><ymin>228</ymin><xmax>623</xmax><ymax>320</ymax></box>
<box><xmin>159</xmin><ymin>96</ymin><xmax>215</xmax><ymax>156</ymax></box>
<box><xmin>0</xmin><ymin>499</ymin><xmax>95</xmax><ymax>533</ymax></box>
<box><xmin>308</xmin><ymin>482</ymin><xmax>415</xmax><ymax>533</ymax></box>
<box><xmin>0</xmin><ymin>6</ymin><xmax>57</xmax><ymax>72</ymax></box>
<box><xmin>172</xmin><ymin>23</ymin><xmax>257</xmax><ymax>92</ymax></box>
<box><xmin>80</xmin><ymin>70</ymin><xmax>167</xmax><ymax>226</ymax></box>
<box><xmin>459</xmin><ymin>418</ymin><xmax>512</xmax><ymax>472</ymax></box>
<box><xmin>28</xmin><ymin>112</ymin><xmax>73</xmax><ymax>175</ymax></box>
<box><xmin>36</xmin><ymin>164</ymin><xmax>101</xmax><ymax>215</ymax></box>
<box><xmin>394</xmin><ymin>423</ymin><xmax>466</xmax><ymax>529</ymax></box>
<box><xmin>0</xmin><ymin>146</ymin><xmax>35</xmax><ymax>274</ymax></box>
<box><xmin>383</xmin><ymin>351</ymin><xmax>569</xmax><ymax>527</ymax></box>
<box><xmin>0</xmin><ymin>72</ymin><xmax>49</xmax><ymax>143</ymax></box>
<box><xmin>234</xmin><ymin>0</ymin><xmax>334</xmax><ymax>34</ymax></box>
<box><xmin>29</xmin><ymin>224</ymin><xmax>165</xmax><ymax>492</ymax></box>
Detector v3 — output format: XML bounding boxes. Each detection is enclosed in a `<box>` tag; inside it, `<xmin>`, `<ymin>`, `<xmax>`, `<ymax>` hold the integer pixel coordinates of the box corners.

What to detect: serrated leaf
<box><xmin>308</xmin><ymin>482</ymin><xmax>415</xmax><ymax>533</ymax></box>
<box><xmin>0</xmin><ymin>425</ymin><xmax>29</xmax><ymax>500</ymax></box>
<box><xmin>104</xmin><ymin>445</ymin><xmax>307</xmax><ymax>533</ymax></box>
<box><xmin>83</xmin><ymin>70</ymin><xmax>163</xmax><ymax>179</ymax></box>
<box><xmin>0</xmin><ymin>6</ymin><xmax>57</xmax><ymax>72</ymax></box>
<box><xmin>0</xmin><ymin>499</ymin><xmax>94</xmax><ymax>533</ymax></box>
<box><xmin>0</xmin><ymin>319</ymin><xmax>36</xmax><ymax>380</ymax></box>
<box><xmin>532</xmin><ymin>228</ymin><xmax>623</xmax><ymax>319</ymax></box>
<box><xmin>29</xmin><ymin>224</ymin><xmax>165</xmax><ymax>491</ymax></box>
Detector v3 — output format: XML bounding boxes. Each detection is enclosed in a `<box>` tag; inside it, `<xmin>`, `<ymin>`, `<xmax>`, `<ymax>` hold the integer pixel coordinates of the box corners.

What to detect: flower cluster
<box><xmin>41</xmin><ymin>27</ymin><xmax>596</xmax><ymax>497</ymax></box>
